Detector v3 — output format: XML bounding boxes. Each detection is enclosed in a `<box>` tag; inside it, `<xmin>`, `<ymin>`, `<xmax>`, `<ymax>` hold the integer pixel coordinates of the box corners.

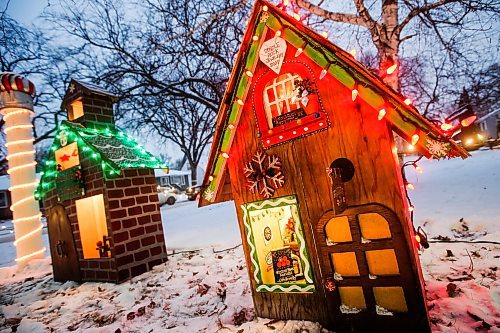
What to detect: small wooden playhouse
<box><xmin>200</xmin><ymin>1</ymin><xmax>468</xmax><ymax>332</ymax></box>
<box><xmin>36</xmin><ymin>80</ymin><xmax>168</xmax><ymax>283</ymax></box>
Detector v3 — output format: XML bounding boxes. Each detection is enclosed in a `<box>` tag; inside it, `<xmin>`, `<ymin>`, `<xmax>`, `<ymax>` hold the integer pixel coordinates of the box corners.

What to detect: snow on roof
<box><xmin>0</xmin><ymin>174</ymin><xmax>41</xmax><ymax>191</ymax></box>
<box><xmin>155</xmin><ymin>169</ymin><xmax>190</xmax><ymax>177</ymax></box>
<box><xmin>73</xmin><ymin>79</ymin><xmax>118</xmax><ymax>98</ymax></box>
<box><xmin>0</xmin><ymin>175</ymin><xmax>9</xmax><ymax>191</ymax></box>
<box><xmin>478</xmin><ymin>109</ymin><xmax>500</xmax><ymax>123</ymax></box>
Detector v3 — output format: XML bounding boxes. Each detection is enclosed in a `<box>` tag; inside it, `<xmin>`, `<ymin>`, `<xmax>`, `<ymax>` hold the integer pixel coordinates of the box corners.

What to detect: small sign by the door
<box><xmin>272</xmin><ymin>247</ymin><xmax>296</xmax><ymax>283</ymax></box>
<box><xmin>57</xmin><ymin>166</ymin><xmax>85</xmax><ymax>201</ymax></box>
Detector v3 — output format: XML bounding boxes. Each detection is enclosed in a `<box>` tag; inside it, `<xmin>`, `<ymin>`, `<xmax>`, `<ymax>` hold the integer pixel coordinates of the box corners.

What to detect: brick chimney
<box><xmin>62</xmin><ymin>80</ymin><xmax>118</xmax><ymax>129</ymax></box>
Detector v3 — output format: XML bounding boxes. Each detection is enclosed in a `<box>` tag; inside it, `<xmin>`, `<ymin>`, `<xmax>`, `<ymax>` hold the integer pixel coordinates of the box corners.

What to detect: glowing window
<box><xmin>325</xmin><ymin>216</ymin><xmax>352</xmax><ymax>244</ymax></box>
<box><xmin>373</xmin><ymin>287</ymin><xmax>408</xmax><ymax>313</ymax></box>
<box><xmin>263</xmin><ymin>73</ymin><xmax>302</xmax><ymax>128</ymax></box>
<box><xmin>331</xmin><ymin>252</ymin><xmax>360</xmax><ymax>277</ymax></box>
<box><xmin>339</xmin><ymin>286</ymin><xmax>367</xmax><ymax>310</ymax></box>
<box><xmin>365</xmin><ymin>249</ymin><xmax>400</xmax><ymax>276</ymax></box>
<box><xmin>69</xmin><ymin>99</ymin><xmax>84</xmax><ymax>120</ymax></box>
<box><xmin>358</xmin><ymin>213</ymin><xmax>391</xmax><ymax>240</ymax></box>
<box><xmin>75</xmin><ymin>194</ymin><xmax>108</xmax><ymax>259</ymax></box>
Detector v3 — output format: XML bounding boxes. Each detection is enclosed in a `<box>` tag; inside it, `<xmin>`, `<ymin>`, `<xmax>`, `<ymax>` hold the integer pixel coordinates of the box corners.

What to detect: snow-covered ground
<box><xmin>0</xmin><ymin>149</ymin><xmax>499</xmax><ymax>332</ymax></box>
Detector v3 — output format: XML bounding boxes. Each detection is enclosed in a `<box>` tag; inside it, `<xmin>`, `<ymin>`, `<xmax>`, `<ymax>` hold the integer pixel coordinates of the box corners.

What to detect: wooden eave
<box><xmin>199</xmin><ymin>0</ymin><xmax>469</xmax><ymax>207</ymax></box>
<box><xmin>61</xmin><ymin>79</ymin><xmax>118</xmax><ymax>110</ymax></box>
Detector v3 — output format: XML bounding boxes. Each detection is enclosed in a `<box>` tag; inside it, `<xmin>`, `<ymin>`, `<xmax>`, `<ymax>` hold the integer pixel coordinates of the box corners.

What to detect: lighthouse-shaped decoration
<box><xmin>0</xmin><ymin>73</ymin><xmax>45</xmax><ymax>266</ymax></box>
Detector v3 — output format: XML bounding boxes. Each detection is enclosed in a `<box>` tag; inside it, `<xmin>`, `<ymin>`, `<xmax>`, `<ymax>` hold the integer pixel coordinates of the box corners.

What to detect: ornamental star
<box><xmin>426</xmin><ymin>139</ymin><xmax>450</xmax><ymax>158</ymax></box>
<box><xmin>59</xmin><ymin>154</ymin><xmax>71</xmax><ymax>162</ymax></box>
<box><xmin>69</xmin><ymin>83</ymin><xmax>76</xmax><ymax>93</ymax></box>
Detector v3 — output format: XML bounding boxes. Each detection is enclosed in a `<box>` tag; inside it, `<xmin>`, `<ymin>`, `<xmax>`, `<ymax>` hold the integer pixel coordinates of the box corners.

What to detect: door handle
<box><xmin>56</xmin><ymin>240</ymin><xmax>67</xmax><ymax>257</ymax></box>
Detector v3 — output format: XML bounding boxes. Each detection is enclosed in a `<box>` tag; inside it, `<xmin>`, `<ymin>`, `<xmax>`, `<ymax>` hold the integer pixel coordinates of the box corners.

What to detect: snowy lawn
<box><xmin>0</xmin><ymin>149</ymin><xmax>499</xmax><ymax>332</ymax></box>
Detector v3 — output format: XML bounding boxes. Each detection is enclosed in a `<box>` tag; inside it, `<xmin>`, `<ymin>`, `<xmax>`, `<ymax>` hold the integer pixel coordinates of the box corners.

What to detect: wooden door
<box><xmin>47</xmin><ymin>204</ymin><xmax>81</xmax><ymax>282</ymax></box>
<box><xmin>315</xmin><ymin>204</ymin><xmax>429</xmax><ymax>332</ymax></box>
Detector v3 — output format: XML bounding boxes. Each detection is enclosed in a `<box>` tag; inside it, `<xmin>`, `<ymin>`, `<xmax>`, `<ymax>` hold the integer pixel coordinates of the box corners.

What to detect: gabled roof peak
<box><xmin>199</xmin><ymin>0</ymin><xmax>468</xmax><ymax>205</ymax></box>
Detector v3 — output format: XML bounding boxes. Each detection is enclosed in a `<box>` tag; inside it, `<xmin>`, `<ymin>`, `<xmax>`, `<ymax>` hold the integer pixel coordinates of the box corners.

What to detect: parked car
<box><xmin>157</xmin><ymin>186</ymin><xmax>177</xmax><ymax>206</ymax></box>
<box><xmin>461</xmin><ymin>133</ymin><xmax>486</xmax><ymax>151</ymax></box>
<box><xmin>185</xmin><ymin>185</ymin><xmax>202</xmax><ymax>201</ymax></box>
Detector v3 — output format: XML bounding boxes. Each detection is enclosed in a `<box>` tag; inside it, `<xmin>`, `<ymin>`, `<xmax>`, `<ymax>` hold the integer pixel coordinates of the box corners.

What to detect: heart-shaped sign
<box><xmin>259</xmin><ymin>37</ymin><xmax>287</xmax><ymax>74</ymax></box>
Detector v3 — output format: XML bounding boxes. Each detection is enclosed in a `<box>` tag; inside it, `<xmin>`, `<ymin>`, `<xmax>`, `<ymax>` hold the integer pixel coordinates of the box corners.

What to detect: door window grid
<box><xmin>321</xmin><ymin>210</ymin><xmax>408</xmax><ymax>314</ymax></box>
<box><xmin>263</xmin><ymin>73</ymin><xmax>302</xmax><ymax>128</ymax></box>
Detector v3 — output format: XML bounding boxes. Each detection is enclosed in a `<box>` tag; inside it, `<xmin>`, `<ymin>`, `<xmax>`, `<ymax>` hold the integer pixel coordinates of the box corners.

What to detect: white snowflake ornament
<box><xmin>243</xmin><ymin>150</ymin><xmax>285</xmax><ymax>198</ymax></box>
<box><xmin>203</xmin><ymin>188</ymin><xmax>215</xmax><ymax>201</ymax></box>
<box><xmin>426</xmin><ymin>139</ymin><xmax>450</xmax><ymax>158</ymax></box>
<box><xmin>259</xmin><ymin>12</ymin><xmax>269</xmax><ymax>23</ymax></box>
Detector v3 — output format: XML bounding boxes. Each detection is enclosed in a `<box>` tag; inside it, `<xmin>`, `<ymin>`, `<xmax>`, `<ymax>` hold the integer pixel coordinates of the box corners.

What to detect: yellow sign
<box><xmin>248</xmin><ymin>204</ymin><xmax>304</xmax><ymax>284</ymax></box>
<box><xmin>55</xmin><ymin>142</ymin><xmax>80</xmax><ymax>171</ymax></box>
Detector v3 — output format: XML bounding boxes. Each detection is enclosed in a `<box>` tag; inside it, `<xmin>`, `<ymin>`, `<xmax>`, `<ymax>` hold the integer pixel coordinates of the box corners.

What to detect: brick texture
<box><xmin>44</xmin><ymin>92</ymin><xmax>168</xmax><ymax>283</ymax></box>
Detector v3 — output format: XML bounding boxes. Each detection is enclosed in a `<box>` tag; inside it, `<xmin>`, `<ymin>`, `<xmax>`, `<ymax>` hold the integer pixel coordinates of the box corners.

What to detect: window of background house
<box><xmin>0</xmin><ymin>192</ymin><xmax>8</xmax><ymax>208</ymax></box>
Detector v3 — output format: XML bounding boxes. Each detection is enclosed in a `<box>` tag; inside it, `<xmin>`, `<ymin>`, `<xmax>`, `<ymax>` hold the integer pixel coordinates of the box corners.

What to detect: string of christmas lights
<box><xmin>36</xmin><ymin>121</ymin><xmax>168</xmax><ymax>200</ymax></box>
<box><xmin>2</xmin><ymin>108</ymin><xmax>46</xmax><ymax>264</ymax></box>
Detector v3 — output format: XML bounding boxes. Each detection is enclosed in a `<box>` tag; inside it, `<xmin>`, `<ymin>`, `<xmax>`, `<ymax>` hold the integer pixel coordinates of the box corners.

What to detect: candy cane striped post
<box><xmin>0</xmin><ymin>72</ymin><xmax>45</xmax><ymax>267</ymax></box>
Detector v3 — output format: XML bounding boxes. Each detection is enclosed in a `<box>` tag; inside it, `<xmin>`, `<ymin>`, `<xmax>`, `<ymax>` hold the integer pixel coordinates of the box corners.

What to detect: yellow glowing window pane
<box><xmin>358</xmin><ymin>213</ymin><xmax>391</xmax><ymax>240</ymax></box>
<box><xmin>365</xmin><ymin>249</ymin><xmax>400</xmax><ymax>276</ymax></box>
<box><xmin>373</xmin><ymin>287</ymin><xmax>408</xmax><ymax>313</ymax></box>
<box><xmin>339</xmin><ymin>286</ymin><xmax>366</xmax><ymax>309</ymax></box>
<box><xmin>331</xmin><ymin>252</ymin><xmax>360</xmax><ymax>277</ymax></box>
<box><xmin>69</xmin><ymin>99</ymin><xmax>84</xmax><ymax>120</ymax></box>
<box><xmin>325</xmin><ymin>216</ymin><xmax>352</xmax><ymax>243</ymax></box>
<box><xmin>75</xmin><ymin>194</ymin><xmax>108</xmax><ymax>259</ymax></box>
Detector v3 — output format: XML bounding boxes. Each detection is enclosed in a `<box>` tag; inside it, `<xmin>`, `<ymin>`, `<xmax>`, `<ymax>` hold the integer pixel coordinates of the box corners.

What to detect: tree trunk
<box><xmin>379</xmin><ymin>0</ymin><xmax>400</xmax><ymax>90</ymax></box>
<box><xmin>189</xmin><ymin>161</ymin><xmax>198</xmax><ymax>185</ymax></box>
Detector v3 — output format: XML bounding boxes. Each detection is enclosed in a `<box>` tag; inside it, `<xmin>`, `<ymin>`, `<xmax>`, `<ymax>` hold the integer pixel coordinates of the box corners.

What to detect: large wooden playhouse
<box><xmin>199</xmin><ymin>1</ymin><xmax>469</xmax><ymax>332</ymax></box>
<box><xmin>36</xmin><ymin>80</ymin><xmax>168</xmax><ymax>283</ymax></box>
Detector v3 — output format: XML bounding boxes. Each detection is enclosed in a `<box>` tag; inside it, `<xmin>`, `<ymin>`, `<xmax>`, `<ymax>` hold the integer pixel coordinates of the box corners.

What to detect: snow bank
<box><xmin>0</xmin><ymin>150</ymin><xmax>499</xmax><ymax>332</ymax></box>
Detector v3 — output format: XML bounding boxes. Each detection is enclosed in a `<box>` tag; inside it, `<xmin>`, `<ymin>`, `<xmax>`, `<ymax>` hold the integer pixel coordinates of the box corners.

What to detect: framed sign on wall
<box><xmin>241</xmin><ymin>195</ymin><xmax>315</xmax><ymax>293</ymax></box>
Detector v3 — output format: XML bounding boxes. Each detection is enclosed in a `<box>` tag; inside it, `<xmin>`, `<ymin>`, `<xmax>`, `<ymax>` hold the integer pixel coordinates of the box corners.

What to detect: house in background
<box><xmin>0</xmin><ymin>174</ymin><xmax>42</xmax><ymax>220</ymax></box>
<box><xmin>154</xmin><ymin>156</ymin><xmax>206</xmax><ymax>189</ymax></box>
<box><xmin>478</xmin><ymin>109</ymin><xmax>499</xmax><ymax>139</ymax></box>
<box><xmin>0</xmin><ymin>175</ymin><xmax>12</xmax><ymax>220</ymax></box>
<box><xmin>155</xmin><ymin>169</ymin><xmax>191</xmax><ymax>189</ymax></box>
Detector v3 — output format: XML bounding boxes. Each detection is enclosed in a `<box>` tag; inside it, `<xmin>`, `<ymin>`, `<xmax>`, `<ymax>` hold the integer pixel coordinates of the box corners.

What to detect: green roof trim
<box><xmin>35</xmin><ymin>121</ymin><xmax>167</xmax><ymax>200</ymax></box>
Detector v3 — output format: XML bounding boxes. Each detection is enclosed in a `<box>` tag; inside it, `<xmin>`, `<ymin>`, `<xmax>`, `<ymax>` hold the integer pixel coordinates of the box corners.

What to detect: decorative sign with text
<box><xmin>272</xmin><ymin>247</ymin><xmax>296</xmax><ymax>283</ymax></box>
<box><xmin>259</xmin><ymin>37</ymin><xmax>287</xmax><ymax>74</ymax></box>
<box><xmin>272</xmin><ymin>108</ymin><xmax>307</xmax><ymax>127</ymax></box>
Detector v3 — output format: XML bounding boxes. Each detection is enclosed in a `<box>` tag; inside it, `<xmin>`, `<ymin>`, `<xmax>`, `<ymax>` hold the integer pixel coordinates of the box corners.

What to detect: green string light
<box><xmin>36</xmin><ymin>121</ymin><xmax>168</xmax><ymax>199</ymax></box>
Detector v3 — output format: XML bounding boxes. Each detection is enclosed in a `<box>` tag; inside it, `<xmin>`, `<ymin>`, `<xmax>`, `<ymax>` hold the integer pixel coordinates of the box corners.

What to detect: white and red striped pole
<box><xmin>0</xmin><ymin>73</ymin><xmax>45</xmax><ymax>267</ymax></box>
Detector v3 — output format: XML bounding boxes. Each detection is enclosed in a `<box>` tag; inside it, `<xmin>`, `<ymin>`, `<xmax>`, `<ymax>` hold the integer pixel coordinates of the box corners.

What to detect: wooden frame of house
<box><xmin>199</xmin><ymin>1</ymin><xmax>468</xmax><ymax>332</ymax></box>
